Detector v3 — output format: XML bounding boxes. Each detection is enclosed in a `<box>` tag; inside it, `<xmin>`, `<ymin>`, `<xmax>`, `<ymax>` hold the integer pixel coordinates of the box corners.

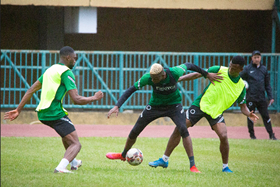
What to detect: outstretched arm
<box><xmin>184</xmin><ymin>63</ymin><xmax>223</xmax><ymax>85</ymax></box>
<box><xmin>178</xmin><ymin>72</ymin><xmax>223</xmax><ymax>85</ymax></box>
<box><xmin>178</xmin><ymin>72</ymin><xmax>202</xmax><ymax>82</ymax></box>
<box><xmin>4</xmin><ymin>80</ymin><xmax>42</xmax><ymax>121</ymax></box>
<box><xmin>239</xmin><ymin>103</ymin><xmax>259</xmax><ymax>123</ymax></box>
<box><xmin>68</xmin><ymin>89</ymin><xmax>103</xmax><ymax>105</ymax></box>
<box><xmin>107</xmin><ymin>86</ymin><xmax>137</xmax><ymax>118</ymax></box>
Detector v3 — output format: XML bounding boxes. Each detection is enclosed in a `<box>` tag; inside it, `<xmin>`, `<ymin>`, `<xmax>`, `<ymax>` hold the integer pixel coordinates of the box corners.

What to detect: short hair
<box><xmin>60</xmin><ymin>46</ymin><xmax>75</xmax><ymax>57</ymax></box>
<box><xmin>231</xmin><ymin>56</ymin><xmax>245</xmax><ymax>67</ymax></box>
<box><xmin>150</xmin><ymin>63</ymin><xmax>163</xmax><ymax>75</ymax></box>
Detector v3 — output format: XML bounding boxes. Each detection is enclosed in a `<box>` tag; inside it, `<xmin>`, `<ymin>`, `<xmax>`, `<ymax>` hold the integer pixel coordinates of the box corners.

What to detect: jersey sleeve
<box><xmin>207</xmin><ymin>66</ymin><xmax>220</xmax><ymax>73</ymax></box>
<box><xmin>169</xmin><ymin>64</ymin><xmax>188</xmax><ymax>80</ymax></box>
<box><xmin>237</xmin><ymin>87</ymin><xmax>246</xmax><ymax>104</ymax></box>
<box><xmin>134</xmin><ymin>73</ymin><xmax>151</xmax><ymax>90</ymax></box>
<box><xmin>61</xmin><ymin>70</ymin><xmax>77</xmax><ymax>91</ymax></box>
<box><xmin>38</xmin><ymin>74</ymin><xmax>43</xmax><ymax>83</ymax></box>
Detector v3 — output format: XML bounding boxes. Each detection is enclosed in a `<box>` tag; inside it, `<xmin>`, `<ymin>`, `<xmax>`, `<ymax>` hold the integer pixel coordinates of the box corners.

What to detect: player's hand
<box><xmin>107</xmin><ymin>106</ymin><xmax>119</xmax><ymax>119</ymax></box>
<box><xmin>206</xmin><ymin>73</ymin><xmax>223</xmax><ymax>85</ymax></box>
<box><xmin>93</xmin><ymin>91</ymin><xmax>104</xmax><ymax>101</ymax></box>
<box><xmin>4</xmin><ymin>109</ymin><xmax>20</xmax><ymax>121</ymax></box>
<box><xmin>268</xmin><ymin>99</ymin><xmax>274</xmax><ymax>107</ymax></box>
<box><xmin>249</xmin><ymin>110</ymin><xmax>259</xmax><ymax>123</ymax></box>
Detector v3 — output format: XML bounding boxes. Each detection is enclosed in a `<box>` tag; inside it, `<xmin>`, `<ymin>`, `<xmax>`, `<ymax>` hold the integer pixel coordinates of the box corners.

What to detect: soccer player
<box><xmin>106</xmin><ymin>62</ymin><xmax>223</xmax><ymax>173</ymax></box>
<box><xmin>4</xmin><ymin>46</ymin><xmax>104</xmax><ymax>173</ymax></box>
<box><xmin>149</xmin><ymin>56</ymin><xmax>259</xmax><ymax>173</ymax></box>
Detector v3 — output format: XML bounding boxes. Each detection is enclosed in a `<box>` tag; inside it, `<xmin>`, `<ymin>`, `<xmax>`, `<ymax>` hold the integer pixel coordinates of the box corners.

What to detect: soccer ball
<box><xmin>126</xmin><ymin>148</ymin><xmax>143</xmax><ymax>166</ymax></box>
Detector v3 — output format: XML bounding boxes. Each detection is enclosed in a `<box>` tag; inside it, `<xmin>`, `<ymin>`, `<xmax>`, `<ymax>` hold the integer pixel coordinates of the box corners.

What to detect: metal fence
<box><xmin>1</xmin><ymin>50</ymin><xmax>280</xmax><ymax>112</ymax></box>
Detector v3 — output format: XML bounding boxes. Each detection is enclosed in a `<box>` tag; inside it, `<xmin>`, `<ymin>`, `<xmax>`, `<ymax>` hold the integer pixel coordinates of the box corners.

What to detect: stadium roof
<box><xmin>1</xmin><ymin>0</ymin><xmax>275</xmax><ymax>10</ymax></box>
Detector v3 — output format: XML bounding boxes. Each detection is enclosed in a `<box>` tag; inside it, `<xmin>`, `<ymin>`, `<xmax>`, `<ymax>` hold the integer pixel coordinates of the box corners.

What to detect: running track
<box><xmin>1</xmin><ymin>124</ymin><xmax>279</xmax><ymax>140</ymax></box>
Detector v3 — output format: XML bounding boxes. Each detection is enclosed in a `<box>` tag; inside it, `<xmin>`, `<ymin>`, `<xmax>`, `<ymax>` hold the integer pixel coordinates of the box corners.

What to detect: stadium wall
<box><xmin>2</xmin><ymin>6</ymin><xmax>280</xmax><ymax>52</ymax></box>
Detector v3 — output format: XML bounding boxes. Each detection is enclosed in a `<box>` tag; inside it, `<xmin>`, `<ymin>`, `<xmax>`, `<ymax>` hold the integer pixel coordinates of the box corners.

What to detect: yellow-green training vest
<box><xmin>200</xmin><ymin>66</ymin><xmax>244</xmax><ymax>119</ymax></box>
<box><xmin>36</xmin><ymin>64</ymin><xmax>70</xmax><ymax>113</ymax></box>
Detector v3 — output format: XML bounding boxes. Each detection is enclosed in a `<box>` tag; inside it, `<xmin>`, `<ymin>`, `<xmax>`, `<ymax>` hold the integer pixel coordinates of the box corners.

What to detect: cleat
<box><xmin>250</xmin><ymin>134</ymin><xmax>256</xmax><ymax>139</ymax></box>
<box><xmin>106</xmin><ymin>152</ymin><xmax>126</xmax><ymax>161</ymax></box>
<box><xmin>190</xmin><ymin>165</ymin><xmax>201</xmax><ymax>173</ymax></box>
<box><xmin>222</xmin><ymin>166</ymin><xmax>233</xmax><ymax>173</ymax></box>
<box><xmin>71</xmin><ymin>160</ymin><xmax>82</xmax><ymax>170</ymax></box>
<box><xmin>269</xmin><ymin>133</ymin><xmax>277</xmax><ymax>140</ymax></box>
<box><xmin>148</xmin><ymin>158</ymin><xmax>168</xmax><ymax>168</ymax></box>
<box><xmin>54</xmin><ymin>168</ymin><xmax>74</xmax><ymax>174</ymax></box>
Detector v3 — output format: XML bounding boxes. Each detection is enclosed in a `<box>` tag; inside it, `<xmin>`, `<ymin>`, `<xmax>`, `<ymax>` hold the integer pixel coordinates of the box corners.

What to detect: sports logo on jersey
<box><xmin>190</xmin><ymin>109</ymin><xmax>195</xmax><ymax>114</ymax></box>
<box><xmin>146</xmin><ymin>105</ymin><xmax>152</xmax><ymax>110</ymax></box>
<box><xmin>155</xmin><ymin>85</ymin><xmax>176</xmax><ymax>91</ymax></box>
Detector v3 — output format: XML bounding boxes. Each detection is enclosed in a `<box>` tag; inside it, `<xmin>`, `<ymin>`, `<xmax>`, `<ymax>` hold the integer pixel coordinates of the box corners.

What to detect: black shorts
<box><xmin>40</xmin><ymin>115</ymin><xmax>76</xmax><ymax>138</ymax></box>
<box><xmin>129</xmin><ymin>104</ymin><xmax>189</xmax><ymax>139</ymax></box>
<box><xmin>186</xmin><ymin>105</ymin><xmax>225</xmax><ymax>129</ymax></box>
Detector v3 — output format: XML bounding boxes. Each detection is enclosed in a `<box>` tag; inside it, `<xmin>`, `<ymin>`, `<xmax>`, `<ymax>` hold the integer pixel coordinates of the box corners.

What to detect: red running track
<box><xmin>1</xmin><ymin>124</ymin><xmax>279</xmax><ymax>140</ymax></box>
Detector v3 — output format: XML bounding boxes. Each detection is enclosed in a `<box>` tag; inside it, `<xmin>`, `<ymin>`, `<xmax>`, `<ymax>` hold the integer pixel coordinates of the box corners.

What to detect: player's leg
<box><xmin>257</xmin><ymin>101</ymin><xmax>277</xmax><ymax>140</ymax></box>
<box><xmin>149</xmin><ymin>104</ymin><xmax>200</xmax><ymax>172</ymax></box>
<box><xmin>163</xmin><ymin>105</ymin><xmax>201</xmax><ymax>157</ymax></box>
<box><xmin>176</xmin><ymin>106</ymin><xmax>200</xmax><ymax>173</ymax></box>
<box><xmin>61</xmin><ymin>139</ymin><xmax>82</xmax><ymax>170</ymax></box>
<box><xmin>55</xmin><ymin>116</ymin><xmax>81</xmax><ymax>173</ymax></box>
<box><xmin>162</xmin><ymin>119</ymin><xmax>194</xmax><ymax>157</ymax></box>
<box><xmin>106</xmin><ymin>105</ymin><xmax>160</xmax><ymax>161</ymax></box>
<box><xmin>164</xmin><ymin>126</ymin><xmax>181</xmax><ymax>157</ymax></box>
<box><xmin>247</xmin><ymin>101</ymin><xmax>256</xmax><ymax>139</ymax></box>
<box><xmin>211</xmin><ymin>122</ymin><xmax>232</xmax><ymax>173</ymax></box>
<box><xmin>41</xmin><ymin>116</ymin><xmax>80</xmax><ymax>173</ymax></box>
<box><xmin>61</xmin><ymin>131</ymin><xmax>82</xmax><ymax>170</ymax></box>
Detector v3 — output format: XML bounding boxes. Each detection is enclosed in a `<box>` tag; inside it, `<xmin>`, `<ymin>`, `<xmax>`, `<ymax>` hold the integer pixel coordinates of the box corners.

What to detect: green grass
<box><xmin>1</xmin><ymin>137</ymin><xmax>280</xmax><ymax>187</ymax></box>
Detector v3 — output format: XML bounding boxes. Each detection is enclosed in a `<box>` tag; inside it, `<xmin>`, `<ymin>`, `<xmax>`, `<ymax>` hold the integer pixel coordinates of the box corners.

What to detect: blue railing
<box><xmin>1</xmin><ymin>50</ymin><xmax>280</xmax><ymax>112</ymax></box>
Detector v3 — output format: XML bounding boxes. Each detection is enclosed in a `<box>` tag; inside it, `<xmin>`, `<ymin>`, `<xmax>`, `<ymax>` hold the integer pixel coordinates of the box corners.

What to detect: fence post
<box><xmin>119</xmin><ymin>53</ymin><xmax>124</xmax><ymax>112</ymax></box>
<box><xmin>42</xmin><ymin>52</ymin><xmax>46</xmax><ymax>74</ymax></box>
<box><xmin>193</xmin><ymin>55</ymin><xmax>199</xmax><ymax>100</ymax></box>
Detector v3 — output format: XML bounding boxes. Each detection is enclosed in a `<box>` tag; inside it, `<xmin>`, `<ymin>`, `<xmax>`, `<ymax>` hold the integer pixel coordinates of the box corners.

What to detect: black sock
<box><xmin>189</xmin><ymin>156</ymin><xmax>195</xmax><ymax>168</ymax></box>
<box><xmin>121</xmin><ymin>149</ymin><xmax>128</xmax><ymax>158</ymax></box>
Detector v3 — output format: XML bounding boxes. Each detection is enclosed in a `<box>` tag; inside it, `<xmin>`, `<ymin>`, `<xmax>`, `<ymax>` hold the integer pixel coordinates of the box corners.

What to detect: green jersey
<box><xmin>134</xmin><ymin>64</ymin><xmax>189</xmax><ymax>106</ymax></box>
<box><xmin>193</xmin><ymin>66</ymin><xmax>246</xmax><ymax>118</ymax></box>
<box><xmin>37</xmin><ymin>63</ymin><xmax>77</xmax><ymax>121</ymax></box>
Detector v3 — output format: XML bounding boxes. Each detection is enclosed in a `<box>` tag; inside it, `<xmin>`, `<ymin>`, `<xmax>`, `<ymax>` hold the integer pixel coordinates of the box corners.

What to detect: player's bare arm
<box><xmin>268</xmin><ymin>99</ymin><xmax>274</xmax><ymax>107</ymax></box>
<box><xmin>178</xmin><ymin>72</ymin><xmax>223</xmax><ymax>85</ymax></box>
<box><xmin>178</xmin><ymin>72</ymin><xmax>202</xmax><ymax>82</ymax></box>
<box><xmin>107</xmin><ymin>106</ymin><xmax>119</xmax><ymax>119</ymax></box>
<box><xmin>68</xmin><ymin>89</ymin><xmax>104</xmax><ymax>105</ymax></box>
<box><xmin>4</xmin><ymin>80</ymin><xmax>42</xmax><ymax>121</ymax></box>
<box><xmin>107</xmin><ymin>86</ymin><xmax>137</xmax><ymax>119</ymax></box>
<box><xmin>239</xmin><ymin>103</ymin><xmax>259</xmax><ymax>123</ymax></box>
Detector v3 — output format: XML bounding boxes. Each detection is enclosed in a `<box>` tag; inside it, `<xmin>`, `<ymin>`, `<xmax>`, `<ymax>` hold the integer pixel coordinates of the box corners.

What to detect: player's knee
<box><xmin>78</xmin><ymin>142</ymin><xmax>82</xmax><ymax>151</ymax></box>
<box><xmin>129</xmin><ymin>130</ymin><xmax>139</xmax><ymax>139</ymax></box>
<box><xmin>219</xmin><ymin>132</ymin><xmax>228</xmax><ymax>142</ymax></box>
<box><xmin>179</xmin><ymin>128</ymin><xmax>189</xmax><ymax>138</ymax></box>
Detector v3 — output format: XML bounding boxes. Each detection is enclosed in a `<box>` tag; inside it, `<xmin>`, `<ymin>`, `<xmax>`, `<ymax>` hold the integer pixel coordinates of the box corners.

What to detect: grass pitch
<box><xmin>1</xmin><ymin>137</ymin><xmax>280</xmax><ymax>187</ymax></box>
